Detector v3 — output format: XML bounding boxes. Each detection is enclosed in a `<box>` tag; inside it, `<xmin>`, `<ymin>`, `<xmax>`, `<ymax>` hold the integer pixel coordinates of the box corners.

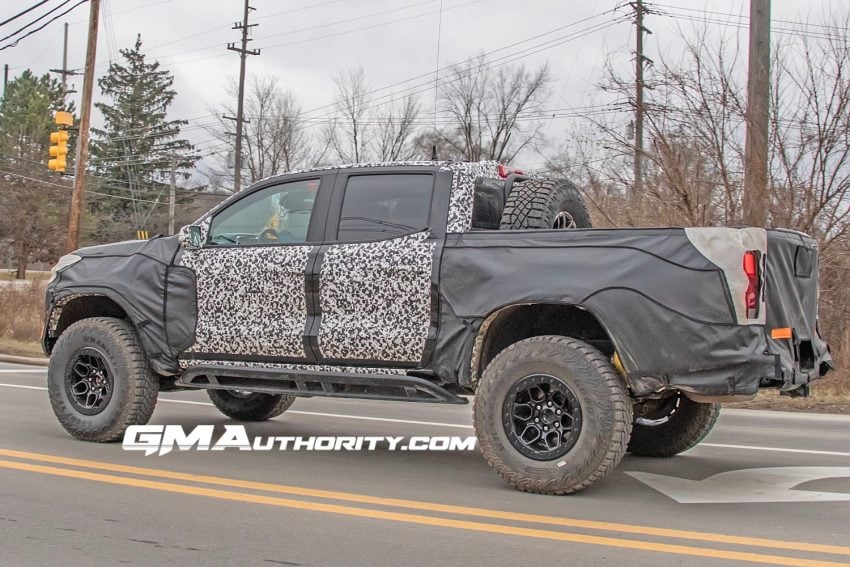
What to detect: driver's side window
<box><xmin>208</xmin><ymin>179</ymin><xmax>319</xmax><ymax>245</ymax></box>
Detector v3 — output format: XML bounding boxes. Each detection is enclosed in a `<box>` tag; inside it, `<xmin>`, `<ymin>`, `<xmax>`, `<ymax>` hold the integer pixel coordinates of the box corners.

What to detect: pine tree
<box><xmin>0</xmin><ymin>70</ymin><xmax>74</xmax><ymax>278</ymax></box>
<box><xmin>90</xmin><ymin>35</ymin><xmax>197</xmax><ymax>232</ymax></box>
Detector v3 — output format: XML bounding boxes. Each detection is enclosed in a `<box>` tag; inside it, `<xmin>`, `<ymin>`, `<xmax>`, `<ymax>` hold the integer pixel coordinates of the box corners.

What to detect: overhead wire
<box><xmin>0</xmin><ymin>0</ymin><xmax>52</xmax><ymax>28</ymax></box>
<box><xmin>0</xmin><ymin>0</ymin><xmax>87</xmax><ymax>51</ymax></box>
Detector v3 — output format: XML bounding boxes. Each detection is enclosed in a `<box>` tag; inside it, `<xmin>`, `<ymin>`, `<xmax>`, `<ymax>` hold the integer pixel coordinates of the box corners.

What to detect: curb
<box><xmin>0</xmin><ymin>354</ymin><xmax>48</xmax><ymax>367</ymax></box>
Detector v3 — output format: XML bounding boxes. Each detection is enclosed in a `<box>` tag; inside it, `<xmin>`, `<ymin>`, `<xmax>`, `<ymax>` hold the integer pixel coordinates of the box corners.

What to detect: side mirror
<box><xmin>178</xmin><ymin>224</ymin><xmax>203</xmax><ymax>249</ymax></box>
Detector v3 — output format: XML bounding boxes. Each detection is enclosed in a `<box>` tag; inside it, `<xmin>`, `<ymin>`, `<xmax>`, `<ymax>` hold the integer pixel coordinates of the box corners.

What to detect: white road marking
<box><xmin>0</xmin><ymin>381</ymin><xmax>847</xmax><ymax>456</ymax></box>
<box><xmin>0</xmin><ymin>369</ymin><xmax>46</xmax><ymax>373</ymax></box>
<box><xmin>628</xmin><ymin>466</ymin><xmax>850</xmax><ymax>504</ymax></box>
<box><xmin>0</xmin><ymin>383</ymin><xmax>45</xmax><ymax>391</ymax></box>
<box><xmin>701</xmin><ymin>443</ymin><xmax>850</xmax><ymax>458</ymax></box>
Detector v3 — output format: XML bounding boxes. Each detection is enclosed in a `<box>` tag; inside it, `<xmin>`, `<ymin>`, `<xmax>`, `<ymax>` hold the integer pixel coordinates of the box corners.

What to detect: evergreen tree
<box><xmin>90</xmin><ymin>35</ymin><xmax>196</xmax><ymax>232</ymax></box>
<box><xmin>0</xmin><ymin>70</ymin><xmax>74</xmax><ymax>278</ymax></box>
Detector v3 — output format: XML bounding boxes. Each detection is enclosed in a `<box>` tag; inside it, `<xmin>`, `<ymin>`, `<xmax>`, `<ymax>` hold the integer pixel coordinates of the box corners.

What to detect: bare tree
<box><xmin>323</xmin><ymin>67</ymin><xmax>371</xmax><ymax>163</ymax></box>
<box><xmin>549</xmin><ymin>12</ymin><xmax>850</xmax><ymax>392</ymax></box>
<box><xmin>438</xmin><ymin>56</ymin><xmax>551</xmax><ymax>163</ymax></box>
<box><xmin>373</xmin><ymin>94</ymin><xmax>420</xmax><ymax>161</ymax></box>
<box><xmin>768</xmin><ymin>13</ymin><xmax>850</xmax><ymax>249</ymax></box>
<box><xmin>208</xmin><ymin>75</ymin><xmax>309</xmax><ymax>189</ymax></box>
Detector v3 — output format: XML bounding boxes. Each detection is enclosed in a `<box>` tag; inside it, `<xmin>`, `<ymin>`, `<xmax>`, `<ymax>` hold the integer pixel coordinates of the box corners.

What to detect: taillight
<box><xmin>498</xmin><ymin>164</ymin><xmax>525</xmax><ymax>178</ymax></box>
<box><xmin>743</xmin><ymin>250</ymin><xmax>761</xmax><ymax>318</ymax></box>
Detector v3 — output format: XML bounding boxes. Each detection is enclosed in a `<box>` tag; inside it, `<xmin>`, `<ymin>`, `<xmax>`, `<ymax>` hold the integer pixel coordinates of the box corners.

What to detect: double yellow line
<box><xmin>1</xmin><ymin>448</ymin><xmax>848</xmax><ymax>566</ymax></box>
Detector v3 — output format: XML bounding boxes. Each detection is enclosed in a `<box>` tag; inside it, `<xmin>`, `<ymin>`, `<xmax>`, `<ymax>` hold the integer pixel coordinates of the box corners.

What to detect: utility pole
<box><xmin>168</xmin><ymin>154</ymin><xmax>176</xmax><ymax>235</ymax></box>
<box><xmin>743</xmin><ymin>0</ymin><xmax>771</xmax><ymax>226</ymax></box>
<box><xmin>50</xmin><ymin>22</ymin><xmax>80</xmax><ymax>106</ymax></box>
<box><xmin>631</xmin><ymin>0</ymin><xmax>651</xmax><ymax>196</ymax></box>
<box><xmin>224</xmin><ymin>0</ymin><xmax>259</xmax><ymax>193</ymax></box>
<box><xmin>3</xmin><ymin>64</ymin><xmax>8</xmax><ymax>96</ymax></box>
<box><xmin>66</xmin><ymin>0</ymin><xmax>100</xmax><ymax>253</ymax></box>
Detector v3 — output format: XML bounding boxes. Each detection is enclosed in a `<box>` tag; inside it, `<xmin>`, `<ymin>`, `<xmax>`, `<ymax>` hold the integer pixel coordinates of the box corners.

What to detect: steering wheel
<box><xmin>259</xmin><ymin>228</ymin><xmax>278</xmax><ymax>242</ymax></box>
<box><xmin>259</xmin><ymin>227</ymin><xmax>299</xmax><ymax>243</ymax></box>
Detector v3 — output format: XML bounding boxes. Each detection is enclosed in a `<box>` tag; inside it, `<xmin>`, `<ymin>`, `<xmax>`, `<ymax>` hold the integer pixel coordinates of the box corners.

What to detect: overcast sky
<box><xmin>1</xmin><ymin>0</ymin><xmax>846</xmax><ymax>172</ymax></box>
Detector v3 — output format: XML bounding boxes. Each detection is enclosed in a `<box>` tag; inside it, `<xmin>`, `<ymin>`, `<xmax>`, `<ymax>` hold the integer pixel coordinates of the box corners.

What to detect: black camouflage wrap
<box><xmin>763</xmin><ymin>229</ymin><xmax>832</xmax><ymax>390</ymax></box>
<box><xmin>43</xmin><ymin>237</ymin><xmax>192</xmax><ymax>375</ymax></box>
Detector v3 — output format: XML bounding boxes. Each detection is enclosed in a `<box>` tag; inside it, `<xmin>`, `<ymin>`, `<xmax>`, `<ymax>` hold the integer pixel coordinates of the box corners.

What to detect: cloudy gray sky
<box><xmin>2</xmin><ymin>0</ymin><xmax>846</xmax><ymax>171</ymax></box>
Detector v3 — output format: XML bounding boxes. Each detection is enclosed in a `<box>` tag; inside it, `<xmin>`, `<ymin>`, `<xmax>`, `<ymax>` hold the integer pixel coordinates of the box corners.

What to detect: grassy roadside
<box><xmin>0</xmin><ymin>338</ymin><xmax>44</xmax><ymax>358</ymax></box>
<box><xmin>0</xmin><ymin>271</ymin><xmax>50</xmax><ymax>282</ymax></box>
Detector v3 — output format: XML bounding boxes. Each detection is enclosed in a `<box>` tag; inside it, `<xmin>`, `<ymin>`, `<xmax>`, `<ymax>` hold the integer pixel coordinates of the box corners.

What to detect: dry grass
<box><xmin>0</xmin><ymin>270</ymin><xmax>50</xmax><ymax>281</ymax></box>
<box><xmin>0</xmin><ymin>281</ymin><xmax>47</xmax><ymax>348</ymax></box>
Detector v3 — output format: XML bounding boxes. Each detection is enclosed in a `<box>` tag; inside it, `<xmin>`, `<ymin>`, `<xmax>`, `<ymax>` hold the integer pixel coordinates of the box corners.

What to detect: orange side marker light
<box><xmin>771</xmin><ymin>327</ymin><xmax>793</xmax><ymax>340</ymax></box>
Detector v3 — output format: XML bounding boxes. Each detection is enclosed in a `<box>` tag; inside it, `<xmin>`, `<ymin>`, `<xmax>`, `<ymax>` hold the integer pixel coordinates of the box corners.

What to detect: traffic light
<box><xmin>48</xmin><ymin>111</ymin><xmax>74</xmax><ymax>173</ymax></box>
<box><xmin>48</xmin><ymin>129</ymin><xmax>69</xmax><ymax>172</ymax></box>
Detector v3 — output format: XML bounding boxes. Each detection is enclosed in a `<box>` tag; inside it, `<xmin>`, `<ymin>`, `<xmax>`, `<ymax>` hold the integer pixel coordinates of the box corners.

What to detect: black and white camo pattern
<box><xmin>47</xmin><ymin>294</ymin><xmax>80</xmax><ymax>335</ymax></box>
<box><xmin>318</xmin><ymin>231</ymin><xmax>435</xmax><ymax>362</ymax></box>
<box><xmin>443</xmin><ymin>161</ymin><xmax>501</xmax><ymax>232</ymax></box>
<box><xmin>180</xmin><ymin>245</ymin><xmax>312</xmax><ymax>358</ymax></box>
<box><xmin>178</xmin><ymin>358</ymin><xmax>402</xmax><ymax>374</ymax></box>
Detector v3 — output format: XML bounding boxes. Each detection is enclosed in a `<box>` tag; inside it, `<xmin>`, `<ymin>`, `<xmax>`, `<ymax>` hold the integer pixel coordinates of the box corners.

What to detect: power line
<box><xmin>142</xmin><ymin>0</ymin><xmax>343</xmax><ymax>53</ymax></box>
<box><xmin>68</xmin><ymin>0</ymin><xmax>172</xmax><ymax>24</ymax></box>
<box><xmin>655</xmin><ymin>5</ymin><xmax>848</xmax><ymax>43</ymax></box>
<box><xmin>0</xmin><ymin>0</ymin><xmax>51</xmax><ymax>28</ymax></box>
<box><xmin>298</xmin><ymin>7</ymin><xmax>621</xmax><ymax>118</ymax></box>
<box><xmin>138</xmin><ymin>0</ymin><xmax>465</xmax><ymax>71</ymax></box>
<box><xmin>0</xmin><ymin>167</ymin><xmax>166</xmax><ymax>204</ymax></box>
<box><xmin>0</xmin><ymin>0</ymin><xmax>88</xmax><ymax>51</ymax></box>
<box><xmin>653</xmin><ymin>3</ymin><xmax>850</xmax><ymax>37</ymax></box>
<box><xmin>305</xmin><ymin>16</ymin><xmax>627</xmax><ymax>125</ymax></box>
<box><xmin>150</xmin><ymin>0</ymin><xmax>435</xmax><ymax>64</ymax></box>
<box><xmin>0</xmin><ymin>0</ymin><xmax>73</xmax><ymax>44</ymax></box>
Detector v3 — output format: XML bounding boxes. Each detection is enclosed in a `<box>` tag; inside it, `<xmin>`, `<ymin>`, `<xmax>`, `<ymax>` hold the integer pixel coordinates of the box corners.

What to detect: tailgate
<box><xmin>765</xmin><ymin>229</ymin><xmax>832</xmax><ymax>391</ymax></box>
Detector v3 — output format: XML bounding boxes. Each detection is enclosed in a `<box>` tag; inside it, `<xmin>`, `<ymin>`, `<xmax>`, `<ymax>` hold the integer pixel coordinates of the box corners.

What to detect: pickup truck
<box><xmin>43</xmin><ymin>160</ymin><xmax>832</xmax><ymax>494</ymax></box>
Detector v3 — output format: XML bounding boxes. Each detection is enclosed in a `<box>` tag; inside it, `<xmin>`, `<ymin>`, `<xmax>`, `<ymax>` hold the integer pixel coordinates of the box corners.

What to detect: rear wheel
<box><xmin>48</xmin><ymin>317</ymin><xmax>158</xmax><ymax>442</ymax></box>
<box><xmin>207</xmin><ymin>390</ymin><xmax>295</xmax><ymax>421</ymax></box>
<box><xmin>500</xmin><ymin>178</ymin><xmax>591</xmax><ymax>230</ymax></box>
<box><xmin>474</xmin><ymin>336</ymin><xmax>631</xmax><ymax>495</ymax></box>
<box><xmin>628</xmin><ymin>392</ymin><xmax>720</xmax><ymax>457</ymax></box>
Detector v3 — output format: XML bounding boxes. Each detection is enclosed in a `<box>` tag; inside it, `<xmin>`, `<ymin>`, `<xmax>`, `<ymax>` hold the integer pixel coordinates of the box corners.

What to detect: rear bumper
<box><xmin>622</xmin><ymin>323</ymin><xmax>831</xmax><ymax>403</ymax></box>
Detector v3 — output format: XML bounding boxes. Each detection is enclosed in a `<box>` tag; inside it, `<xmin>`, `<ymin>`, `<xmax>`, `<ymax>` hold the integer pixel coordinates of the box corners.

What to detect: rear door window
<box><xmin>337</xmin><ymin>174</ymin><xmax>434</xmax><ymax>241</ymax></box>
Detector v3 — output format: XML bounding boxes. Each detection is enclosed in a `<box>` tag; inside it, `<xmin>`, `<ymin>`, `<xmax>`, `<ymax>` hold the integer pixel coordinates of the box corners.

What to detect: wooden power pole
<box><xmin>50</xmin><ymin>22</ymin><xmax>80</xmax><ymax>107</ymax></box>
<box><xmin>66</xmin><ymin>0</ymin><xmax>100</xmax><ymax>252</ymax></box>
<box><xmin>224</xmin><ymin>0</ymin><xmax>259</xmax><ymax>193</ymax></box>
<box><xmin>743</xmin><ymin>0</ymin><xmax>771</xmax><ymax>226</ymax></box>
<box><xmin>168</xmin><ymin>155</ymin><xmax>177</xmax><ymax>234</ymax></box>
<box><xmin>632</xmin><ymin>1</ymin><xmax>651</xmax><ymax>196</ymax></box>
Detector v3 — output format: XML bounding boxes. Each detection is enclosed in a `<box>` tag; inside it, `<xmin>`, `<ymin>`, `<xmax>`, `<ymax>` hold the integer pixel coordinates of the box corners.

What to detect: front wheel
<box><xmin>474</xmin><ymin>336</ymin><xmax>631</xmax><ymax>495</ymax></box>
<box><xmin>48</xmin><ymin>317</ymin><xmax>158</xmax><ymax>442</ymax></box>
<box><xmin>628</xmin><ymin>393</ymin><xmax>720</xmax><ymax>457</ymax></box>
<box><xmin>207</xmin><ymin>390</ymin><xmax>295</xmax><ymax>421</ymax></box>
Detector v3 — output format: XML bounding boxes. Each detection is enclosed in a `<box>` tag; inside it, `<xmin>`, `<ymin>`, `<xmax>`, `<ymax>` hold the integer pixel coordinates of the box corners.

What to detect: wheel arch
<box><xmin>470</xmin><ymin>302</ymin><xmax>624</xmax><ymax>385</ymax></box>
<box><xmin>45</xmin><ymin>292</ymin><xmax>136</xmax><ymax>354</ymax></box>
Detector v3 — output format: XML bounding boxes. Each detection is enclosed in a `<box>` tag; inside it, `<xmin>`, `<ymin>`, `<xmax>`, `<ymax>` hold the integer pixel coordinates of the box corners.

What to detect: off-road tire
<box><xmin>207</xmin><ymin>390</ymin><xmax>295</xmax><ymax>421</ymax></box>
<box><xmin>628</xmin><ymin>395</ymin><xmax>720</xmax><ymax>457</ymax></box>
<box><xmin>474</xmin><ymin>336</ymin><xmax>631</xmax><ymax>495</ymax></box>
<box><xmin>48</xmin><ymin>317</ymin><xmax>158</xmax><ymax>442</ymax></box>
<box><xmin>499</xmin><ymin>178</ymin><xmax>591</xmax><ymax>230</ymax></box>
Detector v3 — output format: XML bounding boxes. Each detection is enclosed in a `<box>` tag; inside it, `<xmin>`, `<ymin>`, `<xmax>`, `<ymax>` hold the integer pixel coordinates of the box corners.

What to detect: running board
<box><xmin>177</xmin><ymin>365</ymin><xmax>468</xmax><ymax>405</ymax></box>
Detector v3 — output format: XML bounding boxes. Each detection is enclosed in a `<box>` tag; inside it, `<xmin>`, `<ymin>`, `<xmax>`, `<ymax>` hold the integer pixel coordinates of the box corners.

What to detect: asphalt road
<box><xmin>0</xmin><ymin>361</ymin><xmax>848</xmax><ymax>566</ymax></box>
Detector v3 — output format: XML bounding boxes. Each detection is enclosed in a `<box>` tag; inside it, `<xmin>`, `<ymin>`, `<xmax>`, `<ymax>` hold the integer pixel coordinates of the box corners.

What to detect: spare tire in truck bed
<box><xmin>499</xmin><ymin>178</ymin><xmax>592</xmax><ymax>230</ymax></box>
